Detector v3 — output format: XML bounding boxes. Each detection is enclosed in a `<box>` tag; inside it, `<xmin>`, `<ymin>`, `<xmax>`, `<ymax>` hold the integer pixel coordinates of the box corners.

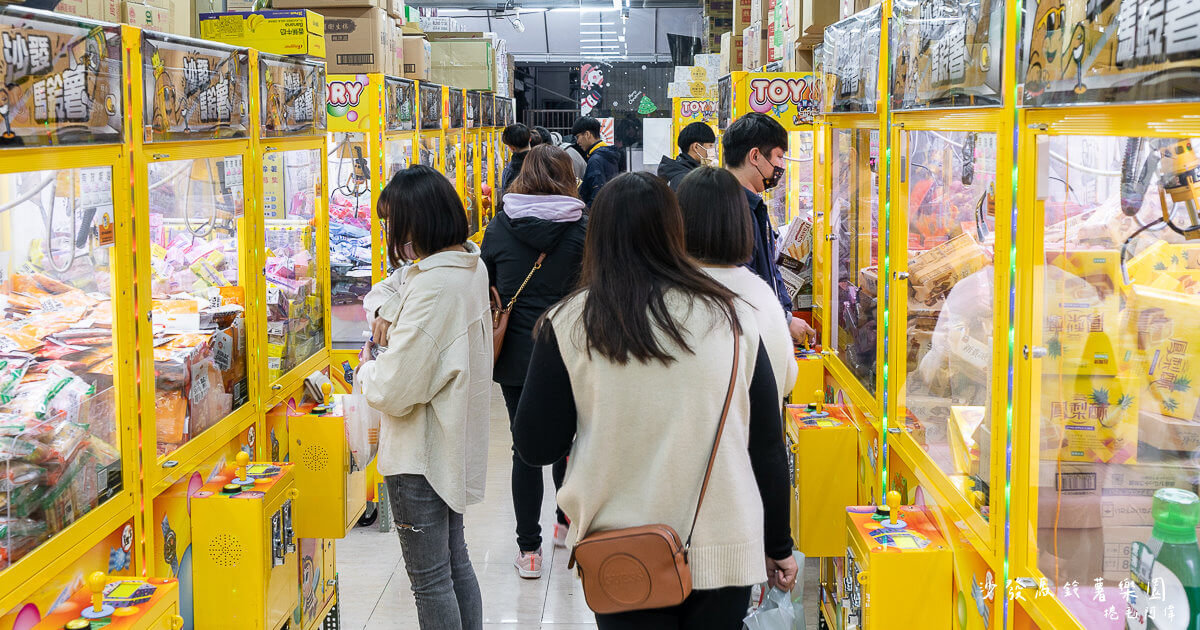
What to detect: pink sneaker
<box><xmin>552</xmin><ymin>523</ymin><xmax>569</xmax><ymax>549</ymax></box>
<box><xmin>515</xmin><ymin>548</ymin><xmax>543</xmax><ymax>579</ymax></box>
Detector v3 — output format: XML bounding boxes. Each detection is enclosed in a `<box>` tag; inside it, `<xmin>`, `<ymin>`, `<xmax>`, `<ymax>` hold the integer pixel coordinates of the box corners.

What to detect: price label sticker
<box><xmin>213</xmin><ymin>331</ymin><xmax>233</xmax><ymax>371</ymax></box>
<box><xmin>191</xmin><ymin>367</ymin><xmax>211</xmax><ymax>403</ymax></box>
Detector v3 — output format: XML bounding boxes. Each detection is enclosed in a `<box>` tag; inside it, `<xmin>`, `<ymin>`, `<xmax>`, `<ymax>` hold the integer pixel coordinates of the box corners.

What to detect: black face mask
<box><xmin>755</xmin><ymin>153</ymin><xmax>785</xmax><ymax>190</ymax></box>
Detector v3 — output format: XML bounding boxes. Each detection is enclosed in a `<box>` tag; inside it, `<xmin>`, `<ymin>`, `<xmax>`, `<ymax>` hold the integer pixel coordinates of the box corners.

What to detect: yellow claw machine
<box><xmin>443</xmin><ymin>85</ymin><xmax>473</xmax><ymax>236</ymax></box>
<box><xmin>417</xmin><ymin>81</ymin><xmax>444</xmax><ymax>172</ymax></box>
<box><xmin>467</xmin><ymin>90</ymin><xmax>489</xmax><ymax>236</ymax></box>
<box><xmin>883</xmin><ymin>0</ymin><xmax>1015</xmax><ymax>628</ymax></box>
<box><xmin>384</xmin><ymin>76</ymin><xmax>418</xmax><ymax>183</ymax></box>
<box><xmin>254</xmin><ymin>52</ymin><xmax>329</xmax><ymax>412</ymax></box>
<box><xmin>1010</xmin><ymin>0</ymin><xmax>1200</xmax><ymax>627</ymax></box>
<box><xmin>0</xmin><ymin>7</ymin><xmax>140</xmax><ymax>619</ymax></box>
<box><xmin>325</xmin><ymin>73</ymin><xmax>384</xmax><ymax>386</ymax></box>
<box><xmin>131</xmin><ymin>27</ymin><xmax>262</xmax><ymax>579</ymax></box>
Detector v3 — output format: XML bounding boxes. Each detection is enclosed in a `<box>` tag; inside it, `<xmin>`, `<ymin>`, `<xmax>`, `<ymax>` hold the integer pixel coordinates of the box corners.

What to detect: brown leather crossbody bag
<box><xmin>490</xmin><ymin>252</ymin><xmax>546</xmax><ymax>364</ymax></box>
<box><xmin>567</xmin><ymin>332</ymin><xmax>740</xmax><ymax>615</ymax></box>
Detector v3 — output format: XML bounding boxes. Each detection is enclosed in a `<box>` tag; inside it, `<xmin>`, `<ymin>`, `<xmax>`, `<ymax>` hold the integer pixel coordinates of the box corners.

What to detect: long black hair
<box><xmin>377</xmin><ymin>164</ymin><xmax>468</xmax><ymax>267</ymax></box>
<box><xmin>572</xmin><ymin>171</ymin><xmax>741</xmax><ymax>365</ymax></box>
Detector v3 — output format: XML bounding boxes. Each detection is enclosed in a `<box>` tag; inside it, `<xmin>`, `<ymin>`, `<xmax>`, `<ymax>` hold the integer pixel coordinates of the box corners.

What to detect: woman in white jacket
<box><xmin>356</xmin><ymin>165</ymin><xmax>492</xmax><ymax>630</ymax></box>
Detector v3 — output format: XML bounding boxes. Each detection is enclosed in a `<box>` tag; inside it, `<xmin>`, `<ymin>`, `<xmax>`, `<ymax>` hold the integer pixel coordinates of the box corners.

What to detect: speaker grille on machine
<box><xmin>302</xmin><ymin>444</ymin><xmax>330</xmax><ymax>472</ymax></box>
<box><xmin>209</xmin><ymin>532</ymin><xmax>244</xmax><ymax>568</ymax></box>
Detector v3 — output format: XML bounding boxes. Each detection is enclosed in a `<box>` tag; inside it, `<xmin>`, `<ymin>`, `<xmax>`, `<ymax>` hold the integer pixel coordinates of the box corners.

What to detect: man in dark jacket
<box><xmin>500</xmin><ymin>123</ymin><xmax>531</xmax><ymax>193</ymax></box>
<box><xmin>657</xmin><ymin>121</ymin><xmax>717</xmax><ymax>190</ymax></box>
<box><xmin>723</xmin><ymin>112</ymin><xmax>815</xmax><ymax>345</ymax></box>
<box><xmin>571</xmin><ymin>116</ymin><xmax>625</xmax><ymax>205</ymax></box>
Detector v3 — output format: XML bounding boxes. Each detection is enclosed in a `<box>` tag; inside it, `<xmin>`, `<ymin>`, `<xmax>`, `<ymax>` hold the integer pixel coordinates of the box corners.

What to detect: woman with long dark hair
<box><xmin>512</xmin><ymin>172</ymin><xmax>797</xmax><ymax>628</ymax></box>
<box><xmin>357</xmin><ymin>165</ymin><xmax>491</xmax><ymax>630</ymax></box>
<box><xmin>481</xmin><ymin>144</ymin><xmax>586</xmax><ymax>578</ymax></box>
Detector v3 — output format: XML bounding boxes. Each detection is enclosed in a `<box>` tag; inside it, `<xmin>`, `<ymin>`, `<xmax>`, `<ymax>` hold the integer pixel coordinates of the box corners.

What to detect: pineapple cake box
<box><xmin>1042</xmin><ymin>250</ymin><xmax>1123</xmax><ymax>377</ymax></box>
<box><xmin>1039</xmin><ymin>372</ymin><xmax>1139</xmax><ymax>464</ymax></box>
<box><xmin>1127</xmin><ymin>284</ymin><xmax>1200</xmax><ymax>423</ymax></box>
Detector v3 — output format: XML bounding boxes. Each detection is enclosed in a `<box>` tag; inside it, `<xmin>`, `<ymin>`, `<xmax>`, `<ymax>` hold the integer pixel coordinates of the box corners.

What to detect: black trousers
<box><xmin>594</xmin><ymin>586</ymin><xmax>753</xmax><ymax>630</ymax></box>
<box><xmin>501</xmin><ymin>384</ymin><xmax>568</xmax><ymax>552</ymax></box>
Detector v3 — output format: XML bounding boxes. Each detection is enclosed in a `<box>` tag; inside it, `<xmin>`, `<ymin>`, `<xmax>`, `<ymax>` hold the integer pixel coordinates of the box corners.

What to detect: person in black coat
<box><xmin>571</xmin><ymin>116</ymin><xmax>625</xmax><ymax>205</ymax></box>
<box><xmin>480</xmin><ymin>144</ymin><xmax>587</xmax><ymax>578</ymax></box>
<box><xmin>656</xmin><ymin>121</ymin><xmax>717</xmax><ymax>190</ymax></box>
<box><xmin>500</xmin><ymin>123</ymin><xmax>531</xmax><ymax>194</ymax></box>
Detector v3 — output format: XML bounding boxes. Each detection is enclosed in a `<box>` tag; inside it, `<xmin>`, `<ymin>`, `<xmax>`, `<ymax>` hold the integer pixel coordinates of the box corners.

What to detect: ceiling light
<box><xmin>509</xmin><ymin>16</ymin><xmax>525</xmax><ymax>31</ymax></box>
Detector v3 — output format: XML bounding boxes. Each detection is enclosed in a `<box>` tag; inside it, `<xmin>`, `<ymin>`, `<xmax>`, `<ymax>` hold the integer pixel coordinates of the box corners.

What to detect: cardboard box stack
<box><xmin>402</xmin><ymin>34</ymin><xmax>431</xmax><ymax>80</ymax></box>
<box><xmin>494</xmin><ymin>36</ymin><xmax>512</xmax><ymax>97</ymax></box>
<box><xmin>742</xmin><ymin>22</ymin><xmax>767</xmax><ymax>70</ymax></box>
<box><xmin>268</xmin><ymin>0</ymin><xmax>402</xmax><ymax>74</ymax></box>
<box><xmin>430</xmin><ymin>37</ymin><xmax>494</xmax><ymax>91</ymax></box>
<box><xmin>199</xmin><ymin>10</ymin><xmax>326</xmax><ymax>57</ymax></box>
<box><xmin>419</xmin><ymin>15</ymin><xmax>463</xmax><ymax>33</ymax></box>
<box><xmin>719</xmin><ymin>30</ymin><xmax>744</xmax><ymax>74</ymax></box>
<box><xmin>667</xmin><ymin>54</ymin><xmax>720</xmax><ymax>98</ymax></box>
<box><xmin>1037</xmin><ymin>461</ymin><xmax>1200</xmax><ymax>584</ymax></box>
<box><xmin>703</xmin><ymin>0</ymin><xmax>732</xmax><ymax>53</ymax></box>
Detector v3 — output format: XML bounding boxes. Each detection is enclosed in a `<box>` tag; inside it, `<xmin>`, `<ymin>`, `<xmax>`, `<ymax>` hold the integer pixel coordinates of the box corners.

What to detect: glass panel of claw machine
<box><xmin>384</xmin><ymin>76</ymin><xmax>416</xmax><ymax>181</ymax></box>
<box><xmin>830</xmin><ymin>128</ymin><xmax>880</xmax><ymax>396</ymax></box>
<box><xmin>147</xmin><ymin>155</ymin><xmax>250</xmax><ymax>457</ymax></box>
<box><xmin>418</xmin><ymin>82</ymin><xmax>442</xmax><ymax>169</ymax></box>
<box><xmin>901</xmin><ymin>129</ymin><xmax>998</xmax><ymax>517</ymax></box>
<box><xmin>0</xmin><ymin>8</ymin><xmax>126</xmax><ymax>571</ymax></box>
<box><xmin>327</xmin><ymin>132</ymin><xmax>372</xmax><ymax>347</ymax></box>
<box><xmin>260</xmin><ymin>55</ymin><xmax>326</xmax><ymax>383</ymax></box>
<box><xmin>1035</xmin><ymin>133</ymin><xmax>1200</xmax><ymax>621</ymax></box>
<box><xmin>262</xmin><ymin>153</ymin><xmax>322</xmax><ymax>382</ymax></box>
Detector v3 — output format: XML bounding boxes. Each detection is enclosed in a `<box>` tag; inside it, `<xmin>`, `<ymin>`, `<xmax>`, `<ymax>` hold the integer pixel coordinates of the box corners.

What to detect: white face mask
<box><xmin>693</xmin><ymin>144</ymin><xmax>716</xmax><ymax>165</ymax></box>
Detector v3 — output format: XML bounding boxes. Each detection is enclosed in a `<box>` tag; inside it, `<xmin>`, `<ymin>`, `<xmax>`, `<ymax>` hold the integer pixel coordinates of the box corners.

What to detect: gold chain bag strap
<box><xmin>490</xmin><ymin>252</ymin><xmax>546</xmax><ymax>364</ymax></box>
<box><xmin>568</xmin><ymin>331</ymin><xmax>740</xmax><ymax>614</ymax></box>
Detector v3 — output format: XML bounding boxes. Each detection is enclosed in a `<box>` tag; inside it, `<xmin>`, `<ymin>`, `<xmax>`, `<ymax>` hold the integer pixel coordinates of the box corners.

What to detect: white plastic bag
<box><xmin>743</xmin><ymin>588</ymin><xmax>795</xmax><ymax>630</ymax></box>
<box><xmin>344</xmin><ymin>377</ymin><xmax>382</xmax><ymax>469</ymax></box>
<box><xmin>743</xmin><ymin>551</ymin><xmax>807</xmax><ymax>630</ymax></box>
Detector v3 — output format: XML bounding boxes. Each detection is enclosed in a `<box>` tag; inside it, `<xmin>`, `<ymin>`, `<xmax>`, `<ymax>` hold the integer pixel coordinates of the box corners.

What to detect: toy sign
<box><xmin>719</xmin><ymin>72</ymin><xmax>818</xmax><ymax>131</ymax></box>
<box><xmin>326</xmin><ymin>74</ymin><xmax>377</xmax><ymax>132</ymax></box>
<box><xmin>1021</xmin><ymin>0</ymin><xmax>1200</xmax><ymax>106</ymax></box>
<box><xmin>674</xmin><ymin>97</ymin><xmax>717</xmax><ymax>126</ymax></box>
<box><xmin>384</xmin><ymin>76</ymin><xmax>415</xmax><ymax>132</ymax></box>
<box><xmin>0</xmin><ymin>10</ymin><xmax>122</xmax><ymax>147</ymax></box>
<box><xmin>891</xmin><ymin>0</ymin><xmax>1005</xmax><ymax>109</ymax></box>
<box><xmin>259</xmin><ymin>54</ymin><xmax>324</xmax><ymax>138</ymax></box>
<box><xmin>142</xmin><ymin>34</ymin><xmax>249</xmax><ymax>142</ymax></box>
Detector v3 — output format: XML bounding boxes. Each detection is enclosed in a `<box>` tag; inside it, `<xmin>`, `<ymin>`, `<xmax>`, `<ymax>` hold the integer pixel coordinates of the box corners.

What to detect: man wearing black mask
<box><xmin>723</xmin><ymin>112</ymin><xmax>814</xmax><ymax>345</ymax></box>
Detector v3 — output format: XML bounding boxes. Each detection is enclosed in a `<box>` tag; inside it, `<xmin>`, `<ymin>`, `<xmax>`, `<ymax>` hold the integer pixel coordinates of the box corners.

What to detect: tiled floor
<box><xmin>337</xmin><ymin>385</ymin><xmax>821</xmax><ymax>629</ymax></box>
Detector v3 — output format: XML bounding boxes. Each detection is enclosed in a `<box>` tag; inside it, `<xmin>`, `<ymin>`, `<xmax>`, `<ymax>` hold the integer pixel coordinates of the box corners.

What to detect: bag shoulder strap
<box><xmin>503</xmin><ymin>252</ymin><xmax>547</xmax><ymax>312</ymax></box>
<box><xmin>684</xmin><ymin>328</ymin><xmax>741</xmax><ymax>551</ymax></box>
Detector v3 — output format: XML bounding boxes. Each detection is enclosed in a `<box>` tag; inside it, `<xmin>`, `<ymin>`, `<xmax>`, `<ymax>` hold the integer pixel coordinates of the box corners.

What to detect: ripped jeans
<box><xmin>386</xmin><ymin>474</ymin><xmax>483</xmax><ymax>630</ymax></box>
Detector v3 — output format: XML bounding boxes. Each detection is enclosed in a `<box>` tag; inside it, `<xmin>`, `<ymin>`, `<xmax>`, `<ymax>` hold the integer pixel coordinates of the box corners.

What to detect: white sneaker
<box><xmin>552</xmin><ymin>523</ymin><xmax>569</xmax><ymax>549</ymax></box>
<box><xmin>515</xmin><ymin>548</ymin><xmax>543</xmax><ymax>579</ymax></box>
